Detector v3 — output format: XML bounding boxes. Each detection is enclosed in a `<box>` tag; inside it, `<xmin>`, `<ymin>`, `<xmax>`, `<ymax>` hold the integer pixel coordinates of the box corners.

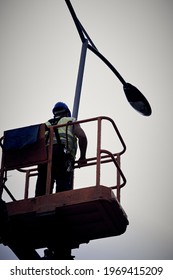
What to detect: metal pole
<box><xmin>96</xmin><ymin>117</ymin><xmax>102</xmax><ymax>187</ymax></box>
<box><xmin>72</xmin><ymin>39</ymin><xmax>88</xmax><ymax>119</ymax></box>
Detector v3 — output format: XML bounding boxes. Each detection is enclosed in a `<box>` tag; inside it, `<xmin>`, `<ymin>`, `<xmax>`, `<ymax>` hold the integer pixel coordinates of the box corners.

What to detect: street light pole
<box><xmin>65</xmin><ymin>0</ymin><xmax>152</xmax><ymax>117</ymax></box>
<box><xmin>72</xmin><ymin>39</ymin><xmax>88</xmax><ymax>119</ymax></box>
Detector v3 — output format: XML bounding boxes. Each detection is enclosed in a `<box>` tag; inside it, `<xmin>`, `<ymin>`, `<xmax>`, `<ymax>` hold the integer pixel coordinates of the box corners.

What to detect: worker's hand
<box><xmin>78</xmin><ymin>157</ymin><xmax>87</xmax><ymax>168</ymax></box>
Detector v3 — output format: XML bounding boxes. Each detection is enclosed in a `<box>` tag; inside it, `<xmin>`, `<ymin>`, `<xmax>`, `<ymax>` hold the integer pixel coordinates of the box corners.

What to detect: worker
<box><xmin>35</xmin><ymin>102</ymin><xmax>87</xmax><ymax>196</ymax></box>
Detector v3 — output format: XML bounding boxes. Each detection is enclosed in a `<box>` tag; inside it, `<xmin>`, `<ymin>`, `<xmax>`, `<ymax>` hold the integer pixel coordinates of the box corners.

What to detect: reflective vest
<box><xmin>45</xmin><ymin>117</ymin><xmax>77</xmax><ymax>158</ymax></box>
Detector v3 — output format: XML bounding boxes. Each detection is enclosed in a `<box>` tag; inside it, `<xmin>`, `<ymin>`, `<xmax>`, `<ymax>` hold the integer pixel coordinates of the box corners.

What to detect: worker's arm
<box><xmin>74</xmin><ymin>123</ymin><xmax>87</xmax><ymax>167</ymax></box>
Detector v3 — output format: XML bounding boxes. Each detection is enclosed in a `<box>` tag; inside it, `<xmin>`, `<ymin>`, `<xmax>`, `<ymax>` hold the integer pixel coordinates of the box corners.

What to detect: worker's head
<box><xmin>52</xmin><ymin>102</ymin><xmax>71</xmax><ymax>117</ymax></box>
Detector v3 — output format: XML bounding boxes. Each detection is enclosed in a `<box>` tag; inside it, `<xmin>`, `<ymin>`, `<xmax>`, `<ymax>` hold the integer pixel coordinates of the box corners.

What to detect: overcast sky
<box><xmin>0</xmin><ymin>0</ymin><xmax>173</xmax><ymax>260</ymax></box>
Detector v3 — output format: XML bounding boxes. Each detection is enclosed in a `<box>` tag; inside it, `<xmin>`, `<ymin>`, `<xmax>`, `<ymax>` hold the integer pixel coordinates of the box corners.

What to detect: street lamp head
<box><xmin>123</xmin><ymin>83</ymin><xmax>152</xmax><ymax>116</ymax></box>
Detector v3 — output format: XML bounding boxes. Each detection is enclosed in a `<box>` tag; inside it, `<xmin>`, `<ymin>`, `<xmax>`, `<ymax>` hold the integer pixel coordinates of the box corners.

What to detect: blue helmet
<box><xmin>52</xmin><ymin>102</ymin><xmax>71</xmax><ymax>117</ymax></box>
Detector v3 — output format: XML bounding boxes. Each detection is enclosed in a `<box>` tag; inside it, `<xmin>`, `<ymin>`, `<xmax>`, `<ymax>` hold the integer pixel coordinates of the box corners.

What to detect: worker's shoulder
<box><xmin>58</xmin><ymin>117</ymin><xmax>76</xmax><ymax>124</ymax></box>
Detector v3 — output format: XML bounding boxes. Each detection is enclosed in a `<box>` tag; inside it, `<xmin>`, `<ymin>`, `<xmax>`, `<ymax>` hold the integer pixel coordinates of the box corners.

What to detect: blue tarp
<box><xmin>3</xmin><ymin>124</ymin><xmax>40</xmax><ymax>150</ymax></box>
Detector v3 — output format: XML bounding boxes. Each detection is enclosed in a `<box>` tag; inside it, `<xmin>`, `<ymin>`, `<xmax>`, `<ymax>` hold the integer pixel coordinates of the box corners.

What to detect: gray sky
<box><xmin>0</xmin><ymin>0</ymin><xmax>173</xmax><ymax>260</ymax></box>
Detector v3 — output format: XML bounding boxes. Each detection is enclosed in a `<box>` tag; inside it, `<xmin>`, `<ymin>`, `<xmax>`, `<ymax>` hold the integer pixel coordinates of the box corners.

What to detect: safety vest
<box><xmin>45</xmin><ymin>117</ymin><xmax>77</xmax><ymax>158</ymax></box>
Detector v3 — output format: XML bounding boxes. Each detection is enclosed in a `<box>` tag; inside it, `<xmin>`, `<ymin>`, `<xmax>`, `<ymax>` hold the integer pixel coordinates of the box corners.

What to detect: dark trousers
<box><xmin>35</xmin><ymin>144</ymin><xmax>74</xmax><ymax>196</ymax></box>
